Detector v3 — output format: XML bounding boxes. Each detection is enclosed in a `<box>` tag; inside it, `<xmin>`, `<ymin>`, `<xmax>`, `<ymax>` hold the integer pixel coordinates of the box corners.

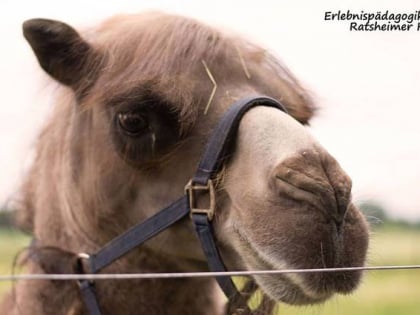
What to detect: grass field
<box><xmin>0</xmin><ymin>226</ymin><xmax>419</xmax><ymax>314</ymax></box>
<box><xmin>0</xmin><ymin>227</ymin><xmax>30</xmax><ymax>295</ymax></box>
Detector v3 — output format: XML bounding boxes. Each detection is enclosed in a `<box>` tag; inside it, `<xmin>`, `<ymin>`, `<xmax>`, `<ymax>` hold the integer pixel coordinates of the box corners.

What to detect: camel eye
<box><xmin>117</xmin><ymin>112</ymin><xmax>148</xmax><ymax>136</ymax></box>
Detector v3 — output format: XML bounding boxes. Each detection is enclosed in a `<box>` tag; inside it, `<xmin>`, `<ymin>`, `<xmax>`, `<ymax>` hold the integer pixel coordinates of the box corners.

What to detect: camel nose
<box><xmin>271</xmin><ymin>149</ymin><xmax>352</xmax><ymax>226</ymax></box>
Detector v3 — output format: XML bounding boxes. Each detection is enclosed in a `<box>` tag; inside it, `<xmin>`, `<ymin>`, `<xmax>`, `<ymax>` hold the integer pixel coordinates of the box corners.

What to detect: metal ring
<box><xmin>77</xmin><ymin>252</ymin><xmax>91</xmax><ymax>260</ymax></box>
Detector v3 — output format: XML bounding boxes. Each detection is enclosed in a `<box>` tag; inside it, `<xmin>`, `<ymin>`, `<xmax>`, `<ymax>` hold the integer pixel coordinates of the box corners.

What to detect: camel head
<box><xmin>21</xmin><ymin>12</ymin><xmax>369</xmax><ymax>310</ymax></box>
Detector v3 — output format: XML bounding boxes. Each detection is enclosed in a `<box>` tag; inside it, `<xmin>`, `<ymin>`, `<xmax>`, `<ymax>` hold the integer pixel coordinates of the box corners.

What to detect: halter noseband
<box><xmin>76</xmin><ymin>96</ymin><xmax>287</xmax><ymax>315</ymax></box>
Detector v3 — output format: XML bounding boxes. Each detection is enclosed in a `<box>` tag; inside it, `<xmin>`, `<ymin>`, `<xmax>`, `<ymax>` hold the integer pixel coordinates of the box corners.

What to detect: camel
<box><xmin>0</xmin><ymin>12</ymin><xmax>369</xmax><ymax>315</ymax></box>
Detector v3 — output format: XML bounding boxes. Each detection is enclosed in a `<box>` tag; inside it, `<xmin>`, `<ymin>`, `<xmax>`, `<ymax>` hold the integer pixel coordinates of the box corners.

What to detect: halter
<box><xmin>76</xmin><ymin>96</ymin><xmax>287</xmax><ymax>315</ymax></box>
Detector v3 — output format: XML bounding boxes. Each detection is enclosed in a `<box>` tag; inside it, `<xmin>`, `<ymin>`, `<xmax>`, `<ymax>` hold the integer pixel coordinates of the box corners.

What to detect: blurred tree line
<box><xmin>0</xmin><ymin>210</ymin><xmax>13</xmax><ymax>227</ymax></box>
<box><xmin>358</xmin><ymin>200</ymin><xmax>420</xmax><ymax>230</ymax></box>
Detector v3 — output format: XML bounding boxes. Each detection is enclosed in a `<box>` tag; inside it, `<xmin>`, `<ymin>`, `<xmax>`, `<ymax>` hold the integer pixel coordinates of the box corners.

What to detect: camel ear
<box><xmin>23</xmin><ymin>18</ymin><xmax>96</xmax><ymax>88</ymax></box>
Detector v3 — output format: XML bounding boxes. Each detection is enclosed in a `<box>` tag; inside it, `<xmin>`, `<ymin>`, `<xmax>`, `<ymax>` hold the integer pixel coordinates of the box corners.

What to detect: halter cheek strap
<box><xmin>76</xmin><ymin>96</ymin><xmax>287</xmax><ymax>315</ymax></box>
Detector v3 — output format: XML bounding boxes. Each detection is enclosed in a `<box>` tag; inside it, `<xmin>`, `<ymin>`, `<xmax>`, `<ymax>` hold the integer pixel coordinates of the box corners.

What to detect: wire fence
<box><xmin>1</xmin><ymin>264</ymin><xmax>420</xmax><ymax>282</ymax></box>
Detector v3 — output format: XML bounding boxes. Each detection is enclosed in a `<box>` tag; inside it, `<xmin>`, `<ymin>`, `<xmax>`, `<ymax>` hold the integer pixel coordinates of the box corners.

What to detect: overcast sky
<box><xmin>0</xmin><ymin>0</ymin><xmax>419</xmax><ymax>220</ymax></box>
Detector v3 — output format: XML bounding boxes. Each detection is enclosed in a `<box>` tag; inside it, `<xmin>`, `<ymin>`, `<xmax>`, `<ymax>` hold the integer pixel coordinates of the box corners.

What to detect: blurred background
<box><xmin>0</xmin><ymin>0</ymin><xmax>419</xmax><ymax>314</ymax></box>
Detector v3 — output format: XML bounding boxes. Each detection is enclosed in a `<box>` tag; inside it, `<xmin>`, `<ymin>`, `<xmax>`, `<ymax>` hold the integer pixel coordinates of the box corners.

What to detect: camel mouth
<box><xmin>247</xmin><ymin>245</ymin><xmax>333</xmax><ymax>305</ymax></box>
<box><xmin>231</xmin><ymin>221</ymin><xmax>364</xmax><ymax>305</ymax></box>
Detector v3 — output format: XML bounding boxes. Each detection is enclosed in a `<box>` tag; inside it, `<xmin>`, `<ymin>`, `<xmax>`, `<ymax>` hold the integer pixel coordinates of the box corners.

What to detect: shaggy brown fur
<box><xmin>1</xmin><ymin>12</ymin><xmax>368</xmax><ymax>315</ymax></box>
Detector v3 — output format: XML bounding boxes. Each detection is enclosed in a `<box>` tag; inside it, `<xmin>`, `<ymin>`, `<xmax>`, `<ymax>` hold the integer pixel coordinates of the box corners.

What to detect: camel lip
<box><xmin>230</xmin><ymin>217</ymin><xmax>366</xmax><ymax>305</ymax></box>
<box><xmin>230</xmin><ymin>223</ymin><xmax>335</xmax><ymax>305</ymax></box>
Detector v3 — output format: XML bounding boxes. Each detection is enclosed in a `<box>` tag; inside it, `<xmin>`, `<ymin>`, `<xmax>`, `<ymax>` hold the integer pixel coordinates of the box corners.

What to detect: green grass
<box><xmin>0</xmin><ymin>227</ymin><xmax>30</xmax><ymax>295</ymax></box>
<box><xmin>0</xmin><ymin>226</ymin><xmax>419</xmax><ymax>314</ymax></box>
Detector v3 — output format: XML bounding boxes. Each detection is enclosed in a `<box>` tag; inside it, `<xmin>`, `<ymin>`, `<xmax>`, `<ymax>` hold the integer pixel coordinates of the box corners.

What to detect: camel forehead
<box><xmin>82</xmin><ymin>13</ymin><xmax>315</xmax><ymax>124</ymax></box>
<box><xmin>97</xmin><ymin>12</ymin><xmax>178</xmax><ymax>30</ymax></box>
<box><xmin>91</xmin><ymin>12</ymin><xmax>222</xmax><ymax>56</ymax></box>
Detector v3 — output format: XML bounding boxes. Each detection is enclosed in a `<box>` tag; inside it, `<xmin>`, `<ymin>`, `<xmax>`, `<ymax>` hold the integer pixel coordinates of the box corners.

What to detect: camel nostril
<box><xmin>272</xmin><ymin>155</ymin><xmax>352</xmax><ymax>224</ymax></box>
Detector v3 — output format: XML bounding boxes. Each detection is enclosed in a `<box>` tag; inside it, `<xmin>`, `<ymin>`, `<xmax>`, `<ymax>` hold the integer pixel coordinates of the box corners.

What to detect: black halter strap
<box><xmin>76</xmin><ymin>96</ymin><xmax>287</xmax><ymax>315</ymax></box>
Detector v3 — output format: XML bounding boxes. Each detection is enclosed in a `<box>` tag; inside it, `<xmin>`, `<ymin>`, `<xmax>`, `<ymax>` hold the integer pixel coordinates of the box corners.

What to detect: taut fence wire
<box><xmin>1</xmin><ymin>265</ymin><xmax>420</xmax><ymax>282</ymax></box>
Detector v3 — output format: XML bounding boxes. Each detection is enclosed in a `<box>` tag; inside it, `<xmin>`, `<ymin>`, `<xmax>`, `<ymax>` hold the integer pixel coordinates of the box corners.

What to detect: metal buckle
<box><xmin>76</xmin><ymin>252</ymin><xmax>93</xmax><ymax>286</ymax></box>
<box><xmin>185</xmin><ymin>179</ymin><xmax>216</xmax><ymax>221</ymax></box>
